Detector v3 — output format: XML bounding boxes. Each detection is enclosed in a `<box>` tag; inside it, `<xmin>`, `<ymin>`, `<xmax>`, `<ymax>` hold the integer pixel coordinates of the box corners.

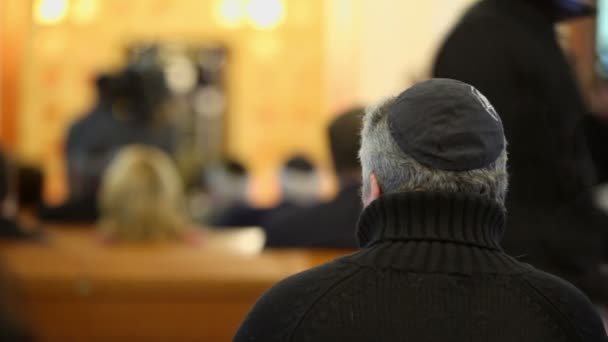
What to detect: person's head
<box><xmin>94</xmin><ymin>73</ymin><xmax>115</xmax><ymax>102</ymax></box>
<box><xmin>359</xmin><ymin>79</ymin><xmax>508</xmax><ymax>208</ymax></box>
<box><xmin>328</xmin><ymin>107</ymin><xmax>365</xmax><ymax>182</ymax></box>
<box><xmin>98</xmin><ymin>145</ymin><xmax>188</xmax><ymax>241</ymax></box>
<box><xmin>280</xmin><ymin>155</ymin><xmax>320</xmax><ymax>205</ymax></box>
<box><xmin>205</xmin><ymin>159</ymin><xmax>249</xmax><ymax>206</ymax></box>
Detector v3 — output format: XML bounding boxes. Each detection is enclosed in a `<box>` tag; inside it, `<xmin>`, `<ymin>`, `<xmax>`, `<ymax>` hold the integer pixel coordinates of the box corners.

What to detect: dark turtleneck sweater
<box><xmin>234</xmin><ymin>192</ymin><xmax>607</xmax><ymax>342</ymax></box>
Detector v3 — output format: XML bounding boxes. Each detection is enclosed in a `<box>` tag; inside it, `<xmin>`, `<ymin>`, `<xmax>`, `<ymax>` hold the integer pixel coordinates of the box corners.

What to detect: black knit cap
<box><xmin>388</xmin><ymin>78</ymin><xmax>504</xmax><ymax>171</ymax></box>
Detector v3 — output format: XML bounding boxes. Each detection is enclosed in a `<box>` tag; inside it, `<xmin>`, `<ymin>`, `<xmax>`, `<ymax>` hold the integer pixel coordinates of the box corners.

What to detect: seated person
<box><xmin>0</xmin><ymin>151</ymin><xmax>38</xmax><ymax>239</ymax></box>
<box><xmin>277</xmin><ymin>155</ymin><xmax>321</xmax><ymax>207</ymax></box>
<box><xmin>43</xmin><ymin>68</ymin><xmax>175</xmax><ymax>223</ymax></box>
<box><xmin>206</xmin><ymin>160</ymin><xmax>254</xmax><ymax>227</ymax></box>
<box><xmin>211</xmin><ymin>156</ymin><xmax>320</xmax><ymax>228</ymax></box>
<box><xmin>234</xmin><ymin>79</ymin><xmax>607</xmax><ymax>341</ymax></box>
<box><xmin>16</xmin><ymin>164</ymin><xmax>43</xmax><ymax>226</ymax></box>
<box><xmin>263</xmin><ymin>108</ymin><xmax>364</xmax><ymax>248</ymax></box>
<box><xmin>97</xmin><ymin>145</ymin><xmax>198</xmax><ymax>242</ymax></box>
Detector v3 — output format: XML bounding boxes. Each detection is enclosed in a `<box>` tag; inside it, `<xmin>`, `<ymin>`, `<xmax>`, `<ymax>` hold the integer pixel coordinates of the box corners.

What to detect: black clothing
<box><xmin>0</xmin><ymin>218</ymin><xmax>42</xmax><ymax>240</ymax></box>
<box><xmin>235</xmin><ymin>192</ymin><xmax>607</xmax><ymax>341</ymax></box>
<box><xmin>210</xmin><ymin>202</ymin><xmax>295</xmax><ymax>228</ymax></box>
<box><xmin>263</xmin><ymin>183</ymin><xmax>361</xmax><ymax>248</ymax></box>
<box><xmin>433</xmin><ymin>0</ymin><xmax>608</xmax><ymax>301</ymax></box>
<box><xmin>38</xmin><ymin>199</ymin><xmax>99</xmax><ymax>223</ymax></box>
<box><xmin>66</xmin><ymin>101</ymin><xmax>174</xmax><ymax>202</ymax></box>
<box><xmin>584</xmin><ymin>115</ymin><xmax>608</xmax><ymax>184</ymax></box>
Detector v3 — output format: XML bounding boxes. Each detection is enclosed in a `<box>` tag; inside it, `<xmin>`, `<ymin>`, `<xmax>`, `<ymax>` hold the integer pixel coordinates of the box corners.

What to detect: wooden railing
<box><xmin>0</xmin><ymin>227</ymin><xmax>352</xmax><ymax>341</ymax></box>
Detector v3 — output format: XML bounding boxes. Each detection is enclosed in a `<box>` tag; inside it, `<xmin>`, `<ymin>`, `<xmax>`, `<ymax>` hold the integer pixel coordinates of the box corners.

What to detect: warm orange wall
<box><xmin>0</xmin><ymin>0</ymin><xmax>30</xmax><ymax>153</ymax></box>
<box><xmin>17</xmin><ymin>0</ymin><xmax>329</xmax><ymax>206</ymax></box>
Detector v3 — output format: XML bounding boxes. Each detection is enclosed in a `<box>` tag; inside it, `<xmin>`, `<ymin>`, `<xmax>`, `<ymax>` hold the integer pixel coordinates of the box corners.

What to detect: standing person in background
<box><xmin>45</xmin><ymin>64</ymin><xmax>176</xmax><ymax>223</ymax></box>
<box><xmin>433</xmin><ymin>0</ymin><xmax>608</xmax><ymax>302</ymax></box>
<box><xmin>263</xmin><ymin>108</ymin><xmax>364</xmax><ymax>248</ymax></box>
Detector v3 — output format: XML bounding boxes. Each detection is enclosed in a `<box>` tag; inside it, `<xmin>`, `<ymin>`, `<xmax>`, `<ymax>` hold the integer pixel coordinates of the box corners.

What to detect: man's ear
<box><xmin>364</xmin><ymin>172</ymin><xmax>382</xmax><ymax>207</ymax></box>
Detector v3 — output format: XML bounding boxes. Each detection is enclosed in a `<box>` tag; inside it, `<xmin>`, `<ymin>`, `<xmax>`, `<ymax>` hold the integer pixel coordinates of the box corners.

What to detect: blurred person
<box><xmin>263</xmin><ymin>108</ymin><xmax>364</xmax><ymax>248</ymax></box>
<box><xmin>278</xmin><ymin>156</ymin><xmax>321</xmax><ymax>206</ymax></box>
<box><xmin>235</xmin><ymin>80</ymin><xmax>607</xmax><ymax>341</ymax></box>
<box><xmin>47</xmin><ymin>66</ymin><xmax>176</xmax><ymax>223</ymax></box>
<box><xmin>97</xmin><ymin>145</ymin><xmax>196</xmax><ymax>242</ymax></box>
<box><xmin>433</xmin><ymin>0</ymin><xmax>608</xmax><ymax>302</ymax></box>
<box><xmin>0</xmin><ymin>151</ymin><xmax>38</xmax><ymax>239</ymax></box>
<box><xmin>210</xmin><ymin>156</ymin><xmax>320</xmax><ymax>228</ymax></box>
<box><xmin>205</xmin><ymin>160</ymin><xmax>249</xmax><ymax>212</ymax></box>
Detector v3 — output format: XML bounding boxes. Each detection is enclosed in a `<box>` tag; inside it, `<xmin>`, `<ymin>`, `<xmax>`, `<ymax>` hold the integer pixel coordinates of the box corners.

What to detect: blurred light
<box><xmin>216</xmin><ymin>0</ymin><xmax>245</xmax><ymax>28</ymax></box>
<box><xmin>193</xmin><ymin>86</ymin><xmax>226</xmax><ymax>118</ymax></box>
<box><xmin>34</xmin><ymin>0</ymin><xmax>70</xmax><ymax>25</ymax></box>
<box><xmin>72</xmin><ymin>0</ymin><xmax>98</xmax><ymax>25</ymax></box>
<box><xmin>246</xmin><ymin>0</ymin><xmax>285</xmax><ymax>30</ymax></box>
<box><xmin>164</xmin><ymin>56</ymin><xmax>198</xmax><ymax>95</ymax></box>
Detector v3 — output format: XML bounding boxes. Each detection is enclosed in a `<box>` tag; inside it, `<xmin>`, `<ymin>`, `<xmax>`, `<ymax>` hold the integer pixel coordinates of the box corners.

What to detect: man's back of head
<box><xmin>235</xmin><ymin>79</ymin><xmax>607</xmax><ymax>342</ymax></box>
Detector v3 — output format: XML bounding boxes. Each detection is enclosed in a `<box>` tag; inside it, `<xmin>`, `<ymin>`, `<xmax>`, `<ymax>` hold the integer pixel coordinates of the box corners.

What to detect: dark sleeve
<box><xmin>433</xmin><ymin>15</ymin><xmax>551</xmax><ymax>162</ymax></box>
<box><xmin>262</xmin><ymin>211</ymin><xmax>301</xmax><ymax>248</ymax></box>
<box><xmin>433</xmin><ymin>16</ymin><xmax>522</xmax><ymax>106</ymax></box>
<box><xmin>233</xmin><ymin>262</ymin><xmax>358</xmax><ymax>342</ymax></box>
<box><xmin>520</xmin><ymin>269</ymin><xmax>608</xmax><ymax>342</ymax></box>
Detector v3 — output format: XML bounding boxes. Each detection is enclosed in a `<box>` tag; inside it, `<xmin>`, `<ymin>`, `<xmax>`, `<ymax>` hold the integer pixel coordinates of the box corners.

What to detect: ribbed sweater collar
<box><xmin>357</xmin><ymin>192</ymin><xmax>505</xmax><ymax>250</ymax></box>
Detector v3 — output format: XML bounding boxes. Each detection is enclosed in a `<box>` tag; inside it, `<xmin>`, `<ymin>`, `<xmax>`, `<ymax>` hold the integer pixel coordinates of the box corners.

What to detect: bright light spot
<box><xmin>72</xmin><ymin>0</ymin><xmax>98</xmax><ymax>25</ymax></box>
<box><xmin>34</xmin><ymin>0</ymin><xmax>69</xmax><ymax>25</ymax></box>
<box><xmin>246</xmin><ymin>0</ymin><xmax>285</xmax><ymax>30</ymax></box>
<box><xmin>216</xmin><ymin>0</ymin><xmax>245</xmax><ymax>28</ymax></box>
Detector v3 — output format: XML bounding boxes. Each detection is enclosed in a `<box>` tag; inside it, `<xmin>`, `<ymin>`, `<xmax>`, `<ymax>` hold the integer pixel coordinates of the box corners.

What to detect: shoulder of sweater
<box><xmin>515</xmin><ymin>268</ymin><xmax>607</xmax><ymax>341</ymax></box>
<box><xmin>233</xmin><ymin>259</ymin><xmax>360</xmax><ymax>342</ymax></box>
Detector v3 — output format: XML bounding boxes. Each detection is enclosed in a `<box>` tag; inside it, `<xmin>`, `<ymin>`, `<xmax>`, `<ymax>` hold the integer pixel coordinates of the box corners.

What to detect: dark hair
<box><xmin>284</xmin><ymin>156</ymin><xmax>315</xmax><ymax>173</ymax></box>
<box><xmin>328</xmin><ymin>107</ymin><xmax>365</xmax><ymax>175</ymax></box>
<box><xmin>224</xmin><ymin>159</ymin><xmax>247</xmax><ymax>177</ymax></box>
<box><xmin>17</xmin><ymin>165</ymin><xmax>42</xmax><ymax>208</ymax></box>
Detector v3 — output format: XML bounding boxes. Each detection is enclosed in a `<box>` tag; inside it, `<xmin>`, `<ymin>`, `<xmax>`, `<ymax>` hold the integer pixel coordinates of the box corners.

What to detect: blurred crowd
<box><xmin>4</xmin><ymin>0</ymin><xmax>608</xmax><ymax>340</ymax></box>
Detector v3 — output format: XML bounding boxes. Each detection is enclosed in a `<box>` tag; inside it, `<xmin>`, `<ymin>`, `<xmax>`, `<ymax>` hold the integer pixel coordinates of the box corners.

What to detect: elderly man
<box><xmin>234</xmin><ymin>79</ymin><xmax>606</xmax><ymax>341</ymax></box>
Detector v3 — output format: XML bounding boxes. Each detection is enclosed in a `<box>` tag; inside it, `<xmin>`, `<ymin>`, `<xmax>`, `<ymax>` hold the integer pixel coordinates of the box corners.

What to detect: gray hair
<box><xmin>359</xmin><ymin>96</ymin><xmax>508</xmax><ymax>207</ymax></box>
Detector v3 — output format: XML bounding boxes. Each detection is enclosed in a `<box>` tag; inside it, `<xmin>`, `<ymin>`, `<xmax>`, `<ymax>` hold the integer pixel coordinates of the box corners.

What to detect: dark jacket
<box><xmin>235</xmin><ymin>192</ymin><xmax>607</xmax><ymax>341</ymax></box>
<box><xmin>433</xmin><ymin>0</ymin><xmax>608</xmax><ymax>301</ymax></box>
<box><xmin>263</xmin><ymin>183</ymin><xmax>361</xmax><ymax>248</ymax></box>
<box><xmin>66</xmin><ymin>102</ymin><xmax>174</xmax><ymax>202</ymax></box>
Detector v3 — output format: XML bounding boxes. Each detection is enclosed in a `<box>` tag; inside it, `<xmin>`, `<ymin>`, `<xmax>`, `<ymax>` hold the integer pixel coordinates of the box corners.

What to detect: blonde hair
<box><xmin>98</xmin><ymin>145</ymin><xmax>188</xmax><ymax>241</ymax></box>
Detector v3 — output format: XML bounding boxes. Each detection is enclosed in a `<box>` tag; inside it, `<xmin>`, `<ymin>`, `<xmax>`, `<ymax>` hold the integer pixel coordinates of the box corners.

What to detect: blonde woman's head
<box><xmin>98</xmin><ymin>145</ymin><xmax>188</xmax><ymax>242</ymax></box>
